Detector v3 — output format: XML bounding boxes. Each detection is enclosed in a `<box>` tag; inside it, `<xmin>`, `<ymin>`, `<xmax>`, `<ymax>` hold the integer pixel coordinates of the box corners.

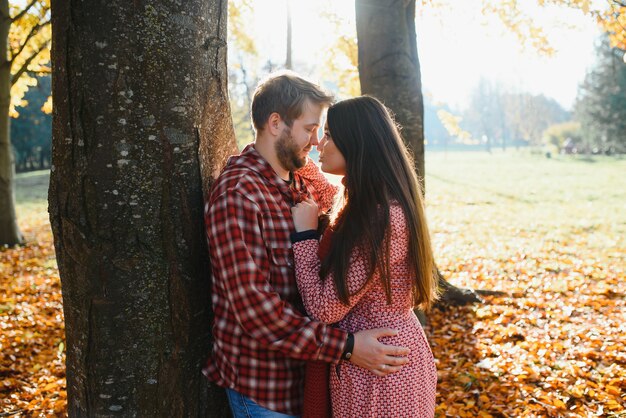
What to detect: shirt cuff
<box><xmin>290</xmin><ymin>229</ymin><xmax>319</xmax><ymax>243</ymax></box>
<box><xmin>316</xmin><ymin>327</ymin><xmax>349</xmax><ymax>363</ymax></box>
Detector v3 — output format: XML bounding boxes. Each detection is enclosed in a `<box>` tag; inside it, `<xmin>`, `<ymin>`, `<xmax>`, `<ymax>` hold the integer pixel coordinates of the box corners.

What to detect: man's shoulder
<box><xmin>208</xmin><ymin>165</ymin><xmax>275</xmax><ymax>209</ymax></box>
<box><xmin>213</xmin><ymin>164</ymin><xmax>268</xmax><ymax>192</ymax></box>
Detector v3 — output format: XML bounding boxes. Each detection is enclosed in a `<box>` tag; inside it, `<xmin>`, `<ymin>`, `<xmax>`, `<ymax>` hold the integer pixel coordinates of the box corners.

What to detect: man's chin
<box><xmin>293</xmin><ymin>156</ymin><xmax>307</xmax><ymax>170</ymax></box>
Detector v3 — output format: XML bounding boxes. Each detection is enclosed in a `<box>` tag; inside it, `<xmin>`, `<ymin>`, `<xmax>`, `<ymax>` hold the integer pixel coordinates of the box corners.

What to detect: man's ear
<box><xmin>267</xmin><ymin>112</ymin><xmax>283</xmax><ymax>136</ymax></box>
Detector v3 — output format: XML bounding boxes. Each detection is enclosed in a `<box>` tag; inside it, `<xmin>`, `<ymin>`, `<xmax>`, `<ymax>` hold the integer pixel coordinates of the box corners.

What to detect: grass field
<box><xmin>5</xmin><ymin>151</ymin><xmax>626</xmax><ymax>416</ymax></box>
<box><xmin>424</xmin><ymin>151</ymin><xmax>625</xmax><ymax>290</ymax></box>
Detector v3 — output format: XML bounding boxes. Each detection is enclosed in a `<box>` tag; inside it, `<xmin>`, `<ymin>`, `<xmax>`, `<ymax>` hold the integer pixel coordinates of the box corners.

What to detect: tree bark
<box><xmin>0</xmin><ymin>0</ymin><xmax>24</xmax><ymax>246</ymax></box>
<box><xmin>356</xmin><ymin>0</ymin><xmax>425</xmax><ymax>184</ymax></box>
<box><xmin>356</xmin><ymin>0</ymin><xmax>480</xmax><ymax>305</ymax></box>
<box><xmin>49</xmin><ymin>0</ymin><xmax>237</xmax><ymax>416</ymax></box>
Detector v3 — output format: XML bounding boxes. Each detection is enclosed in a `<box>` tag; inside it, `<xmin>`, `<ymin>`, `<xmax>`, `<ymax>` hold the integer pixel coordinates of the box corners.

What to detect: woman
<box><xmin>291</xmin><ymin>96</ymin><xmax>438</xmax><ymax>417</ymax></box>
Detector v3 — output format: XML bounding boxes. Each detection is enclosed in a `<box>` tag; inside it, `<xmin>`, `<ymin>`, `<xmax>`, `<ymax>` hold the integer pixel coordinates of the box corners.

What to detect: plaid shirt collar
<box><xmin>229</xmin><ymin>144</ymin><xmax>310</xmax><ymax>206</ymax></box>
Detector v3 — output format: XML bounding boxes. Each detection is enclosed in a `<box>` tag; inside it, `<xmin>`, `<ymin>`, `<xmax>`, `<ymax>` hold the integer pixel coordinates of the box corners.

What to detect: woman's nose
<box><xmin>317</xmin><ymin>137</ymin><xmax>326</xmax><ymax>152</ymax></box>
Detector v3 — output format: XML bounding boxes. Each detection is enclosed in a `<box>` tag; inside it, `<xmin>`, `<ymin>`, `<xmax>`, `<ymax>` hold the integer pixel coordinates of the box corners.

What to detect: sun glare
<box><xmin>240</xmin><ymin>0</ymin><xmax>600</xmax><ymax>110</ymax></box>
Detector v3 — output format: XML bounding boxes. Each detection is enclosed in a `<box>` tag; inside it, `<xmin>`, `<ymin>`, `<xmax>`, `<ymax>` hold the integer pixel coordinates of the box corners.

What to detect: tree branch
<box><xmin>10</xmin><ymin>18</ymin><xmax>51</xmax><ymax>63</ymax></box>
<box><xmin>11</xmin><ymin>40</ymin><xmax>50</xmax><ymax>86</ymax></box>
<box><xmin>11</xmin><ymin>0</ymin><xmax>39</xmax><ymax>23</ymax></box>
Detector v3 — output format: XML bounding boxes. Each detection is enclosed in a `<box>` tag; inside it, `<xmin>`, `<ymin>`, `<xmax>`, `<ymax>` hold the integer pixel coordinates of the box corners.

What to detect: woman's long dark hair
<box><xmin>321</xmin><ymin>96</ymin><xmax>438</xmax><ymax>310</ymax></box>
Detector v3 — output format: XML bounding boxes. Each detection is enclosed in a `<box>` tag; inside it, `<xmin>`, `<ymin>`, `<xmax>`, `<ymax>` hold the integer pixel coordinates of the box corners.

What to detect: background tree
<box><xmin>49</xmin><ymin>0</ymin><xmax>236</xmax><ymax>414</ymax></box>
<box><xmin>356</xmin><ymin>0</ymin><xmax>483</xmax><ymax>304</ymax></box>
<box><xmin>575</xmin><ymin>35</ymin><xmax>626</xmax><ymax>153</ymax></box>
<box><xmin>356</xmin><ymin>0</ymin><xmax>425</xmax><ymax>181</ymax></box>
<box><xmin>462</xmin><ymin>81</ymin><xmax>569</xmax><ymax>150</ymax></box>
<box><xmin>542</xmin><ymin>121</ymin><xmax>582</xmax><ymax>153</ymax></box>
<box><xmin>285</xmin><ymin>0</ymin><xmax>292</xmax><ymax>70</ymax></box>
<box><xmin>0</xmin><ymin>0</ymin><xmax>51</xmax><ymax>245</ymax></box>
<box><xmin>463</xmin><ymin>78</ymin><xmax>507</xmax><ymax>152</ymax></box>
<box><xmin>506</xmin><ymin>93</ymin><xmax>569</xmax><ymax>146</ymax></box>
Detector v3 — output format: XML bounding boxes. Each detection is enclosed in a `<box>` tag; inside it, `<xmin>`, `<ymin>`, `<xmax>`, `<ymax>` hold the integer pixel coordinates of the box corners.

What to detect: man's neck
<box><xmin>254</xmin><ymin>137</ymin><xmax>290</xmax><ymax>181</ymax></box>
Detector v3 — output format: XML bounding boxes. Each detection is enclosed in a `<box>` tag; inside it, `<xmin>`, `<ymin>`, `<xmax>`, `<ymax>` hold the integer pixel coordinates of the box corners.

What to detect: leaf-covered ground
<box><xmin>1</xmin><ymin>153</ymin><xmax>625</xmax><ymax>417</ymax></box>
<box><xmin>425</xmin><ymin>152</ymin><xmax>625</xmax><ymax>417</ymax></box>
<box><xmin>1</xmin><ymin>172</ymin><xmax>66</xmax><ymax>417</ymax></box>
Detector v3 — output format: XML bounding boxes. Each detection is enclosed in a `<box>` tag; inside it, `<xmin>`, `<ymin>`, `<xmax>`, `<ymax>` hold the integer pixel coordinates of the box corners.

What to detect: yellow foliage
<box><xmin>7</xmin><ymin>0</ymin><xmax>51</xmax><ymax>118</ymax></box>
<box><xmin>40</xmin><ymin>95</ymin><xmax>52</xmax><ymax>114</ymax></box>
<box><xmin>228</xmin><ymin>0</ymin><xmax>258</xmax><ymax>56</ymax></box>
<box><xmin>481</xmin><ymin>0</ymin><xmax>626</xmax><ymax>54</ymax></box>
<box><xmin>318</xmin><ymin>3</ymin><xmax>360</xmax><ymax>98</ymax></box>
<box><xmin>9</xmin><ymin>75</ymin><xmax>37</xmax><ymax>117</ymax></box>
<box><xmin>436</xmin><ymin>109</ymin><xmax>474</xmax><ymax>144</ymax></box>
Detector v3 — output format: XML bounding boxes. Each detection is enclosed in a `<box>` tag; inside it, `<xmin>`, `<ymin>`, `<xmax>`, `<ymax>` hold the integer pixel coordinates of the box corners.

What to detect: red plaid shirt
<box><xmin>203</xmin><ymin>144</ymin><xmax>345</xmax><ymax>415</ymax></box>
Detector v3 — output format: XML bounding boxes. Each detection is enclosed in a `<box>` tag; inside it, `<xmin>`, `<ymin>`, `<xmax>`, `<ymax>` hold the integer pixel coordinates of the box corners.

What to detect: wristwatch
<box><xmin>341</xmin><ymin>333</ymin><xmax>354</xmax><ymax>361</ymax></box>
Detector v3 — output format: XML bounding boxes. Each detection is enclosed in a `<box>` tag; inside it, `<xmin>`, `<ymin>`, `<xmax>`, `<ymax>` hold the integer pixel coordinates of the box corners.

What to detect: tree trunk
<box><xmin>0</xmin><ymin>0</ymin><xmax>24</xmax><ymax>246</ymax></box>
<box><xmin>356</xmin><ymin>0</ymin><xmax>480</xmax><ymax>305</ymax></box>
<box><xmin>356</xmin><ymin>0</ymin><xmax>424</xmax><ymax>184</ymax></box>
<box><xmin>285</xmin><ymin>0</ymin><xmax>293</xmax><ymax>70</ymax></box>
<box><xmin>49</xmin><ymin>0</ymin><xmax>237</xmax><ymax>416</ymax></box>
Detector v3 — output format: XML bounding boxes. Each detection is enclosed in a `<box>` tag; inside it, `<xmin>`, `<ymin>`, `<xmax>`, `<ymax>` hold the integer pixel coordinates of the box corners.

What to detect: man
<box><xmin>204</xmin><ymin>71</ymin><xmax>409</xmax><ymax>417</ymax></box>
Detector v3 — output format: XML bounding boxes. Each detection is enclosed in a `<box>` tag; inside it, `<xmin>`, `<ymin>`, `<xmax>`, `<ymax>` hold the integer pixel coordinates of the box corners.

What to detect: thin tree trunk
<box><xmin>49</xmin><ymin>0</ymin><xmax>236</xmax><ymax>415</ymax></box>
<box><xmin>0</xmin><ymin>0</ymin><xmax>24</xmax><ymax>246</ymax></box>
<box><xmin>356</xmin><ymin>0</ymin><xmax>480</xmax><ymax>305</ymax></box>
<box><xmin>285</xmin><ymin>0</ymin><xmax>293</xmax><ymax>70</ymax></box>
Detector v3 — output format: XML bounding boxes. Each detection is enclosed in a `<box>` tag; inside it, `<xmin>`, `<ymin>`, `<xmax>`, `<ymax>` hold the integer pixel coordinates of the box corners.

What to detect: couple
<box><xmin>203</xmin><ymin>71</ymin><xmax>438</xmax><ymax>418</ymax></box>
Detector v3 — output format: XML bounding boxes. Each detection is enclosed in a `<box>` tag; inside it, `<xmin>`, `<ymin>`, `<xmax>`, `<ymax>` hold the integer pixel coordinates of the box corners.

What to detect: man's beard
<box><xmin>275</xmin><ymin>127</ymin><xmax>308</xmax><ymax>172</ymax></box>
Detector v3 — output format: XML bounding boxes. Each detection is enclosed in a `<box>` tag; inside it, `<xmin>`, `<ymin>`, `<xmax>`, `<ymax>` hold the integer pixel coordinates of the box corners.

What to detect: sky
<box><xmin>237</xmin><ymin>0</ymin><xmax>602</xmax><ymax>111</ymax></box>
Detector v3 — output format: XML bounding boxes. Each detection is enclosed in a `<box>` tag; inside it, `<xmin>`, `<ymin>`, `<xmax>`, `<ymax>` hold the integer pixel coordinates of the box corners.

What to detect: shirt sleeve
<box><xmin>293</xmin><ymin>207</ymin><xmax>406</xmax><ymax>324</ymax></box>
<box><xmin>296</xmin><ymin>157</ymin><xmax>339</xmax><ymax>212</ymax></box>
<box><xmin>206</xmin><ymin>189</ymin><xmax>347</xmax><ymax>362</ymax></box>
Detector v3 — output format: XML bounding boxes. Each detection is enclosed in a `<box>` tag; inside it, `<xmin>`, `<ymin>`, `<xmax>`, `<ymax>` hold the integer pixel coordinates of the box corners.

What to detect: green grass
<box><xmin>15</xmin><ymin>169</ymin><xmax>49</xmax><ymax>207</ymax></box>
<box><xmin>424</xmin><ymin>151</ymin><xmax>626</xmax><ymax>281</ymax></box>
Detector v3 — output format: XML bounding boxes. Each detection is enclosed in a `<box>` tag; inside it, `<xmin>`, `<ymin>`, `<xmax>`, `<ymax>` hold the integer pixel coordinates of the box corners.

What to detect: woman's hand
<box><xmin>291</xmin><ymin>198</ymin><xmax>319</xmax><ymax>232</ymax></box>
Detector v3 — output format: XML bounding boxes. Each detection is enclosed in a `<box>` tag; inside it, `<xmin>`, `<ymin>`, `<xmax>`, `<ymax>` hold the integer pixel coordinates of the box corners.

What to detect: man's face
<box><xmin>275</xmin><ymin>100</ymin><xmax>324</xmax><ymax>172</ymax></box>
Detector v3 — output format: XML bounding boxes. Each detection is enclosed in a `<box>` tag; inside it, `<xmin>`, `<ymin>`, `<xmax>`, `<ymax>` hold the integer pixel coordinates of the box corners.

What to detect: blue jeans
<box><xmin>225</xmin><ymin>388</ymin><xmax>300</xmax><ymax>418</ymax></box>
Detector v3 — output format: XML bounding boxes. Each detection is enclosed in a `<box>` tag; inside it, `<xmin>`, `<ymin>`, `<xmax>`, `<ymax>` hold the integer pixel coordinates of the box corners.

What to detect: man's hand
<box><xmin>349</xmin><ymin>328</ymin><xmax>410</xmax><ymax>377</ymax></box>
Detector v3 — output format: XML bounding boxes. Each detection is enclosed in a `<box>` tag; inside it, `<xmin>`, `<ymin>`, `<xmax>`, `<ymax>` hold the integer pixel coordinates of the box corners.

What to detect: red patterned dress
<box><xmin>292</xmin><ymin>204</ymin><xmax>437</xmax><ymax>418</ymax></box>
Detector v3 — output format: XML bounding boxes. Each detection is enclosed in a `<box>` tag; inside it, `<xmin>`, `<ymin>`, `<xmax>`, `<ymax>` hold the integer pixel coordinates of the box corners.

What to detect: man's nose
<box><xmin>310</xmin><ymin>132</ymin><xmax>320</xmax><ymax>147</ymax></box>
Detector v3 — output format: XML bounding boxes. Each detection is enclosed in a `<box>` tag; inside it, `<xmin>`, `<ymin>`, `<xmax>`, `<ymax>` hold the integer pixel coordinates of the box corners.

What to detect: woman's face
<box><xmin>318</xmin><ymin>122</ymin><xmax>347</xmax><ymax>176</ymax></box>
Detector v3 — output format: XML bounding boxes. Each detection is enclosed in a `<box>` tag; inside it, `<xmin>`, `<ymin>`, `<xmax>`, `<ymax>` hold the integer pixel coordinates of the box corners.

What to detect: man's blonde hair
<box><xmin>251</xmin><ymin>71</ymin><xmax>334</xmax><ymax>131</ymax></box>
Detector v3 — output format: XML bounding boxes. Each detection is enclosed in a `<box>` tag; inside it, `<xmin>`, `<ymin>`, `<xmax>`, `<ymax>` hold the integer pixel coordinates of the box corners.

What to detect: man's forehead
<box><xmin>297</xmin><ymin>100</ymin><xmax>325</xmax><ymax>125</ymax></box>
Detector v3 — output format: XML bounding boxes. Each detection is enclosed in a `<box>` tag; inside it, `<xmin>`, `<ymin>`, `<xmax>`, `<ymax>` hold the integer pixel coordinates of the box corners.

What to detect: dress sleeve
<box><xmin>206</xmin><ymin>189</ymin><xmax>347</xmax><ymax>362</ymax></box>
<box><xmin>292</xmin><ymin>206</ymin><xmax>408</xmax><ymax>324</ymax></box>
<box><xmin>292</xmin><ymin>237</ymin><xmax>376</xmax><ymax>323</ymax></box>
<box><xmin>296</xmin><ymin>157</ymin><xmax>339</xmax><ymax>212</ymax></box>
